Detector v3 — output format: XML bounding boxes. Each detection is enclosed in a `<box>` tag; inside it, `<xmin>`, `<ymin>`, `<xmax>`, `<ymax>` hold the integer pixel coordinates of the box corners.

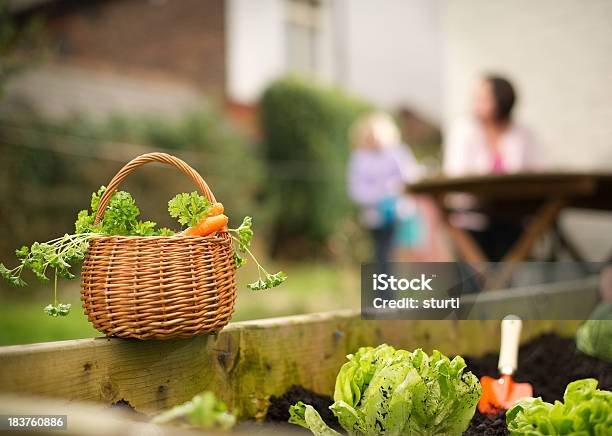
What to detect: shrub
<box><xmin>260</xmin><ymin>77</ymin><xmax>370</xmax><ymax>256</ymax></box>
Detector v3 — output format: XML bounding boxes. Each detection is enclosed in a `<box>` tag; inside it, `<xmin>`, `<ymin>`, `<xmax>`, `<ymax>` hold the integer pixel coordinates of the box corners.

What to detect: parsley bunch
<box><xmin>229</xmin><ymin>216</ymin><xmax>287</xmax><ymax>290</ymax></box>
<box><xmin>1</xmin><ymin>186</ymin><xmax>174</xmax><ymax>317</ymax></box>
<box><xmin>76</xmin><ymin>186</ymin><xmax>173</xmax><ymax>237</ymax></box>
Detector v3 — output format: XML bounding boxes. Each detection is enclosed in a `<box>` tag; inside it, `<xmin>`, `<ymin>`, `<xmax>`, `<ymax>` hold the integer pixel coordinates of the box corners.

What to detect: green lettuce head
<box><xmin>289</xmin><ymin>344</ymin><xmax>481</xmax><ymax>436</ymax></box>
<box><xmin>506</xmin><ymin>378</ymin><xmax>612</xmax><ymax>435</ymax></box>
<box><xmin>576</xmin><ymin>303</ymin><xmax>612</xmax><ymax>363</ymax></box>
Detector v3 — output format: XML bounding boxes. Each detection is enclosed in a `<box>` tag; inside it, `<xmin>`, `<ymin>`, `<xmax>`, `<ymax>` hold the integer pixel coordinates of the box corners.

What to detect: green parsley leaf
<box><xmin>132</xmin><ymin>220</ymin><xmax>157</xmax><ymax>236</ymax></box>
<box><xmin>229</xmin><ymin>216</ymin><xmax>287</xmax><ymax>290</ymax></box>
<box><xmin>99</xmin><ymin>191</ymin><xmax>140</xmax><ymax>236</ymax></box>
<box><xmin>44</xmin><ymin>303</ymin><xmax>71</xmax><ymax>317</ymax></box>
<box><xmin>155</xmin><ymin>227</ymin><xmax>175</xmax><ymax>236</ymax></box>
<box><xmin>235</xmin><ymin>216</ymin><xmax>254</xmax><ymax>252</ymax></box>
<box><xmin>247</xmin><ymin>271</ymin><xmax>286</xmax><ymax>290</ymax></box>
<box><xmin>15</xmin><ymin>246</ymin><xmax>29</xmax><ymax>259</ymax></box>
<box><xmin>0</xmin><ymin>263</ymin><xmax>26</xmax><ymax>287</ymax></box>
<box><xmin>234</xmin><ymin>252</ymin><xmax>246</xmax><ymax>268</ymax></box>
<box><xmin>168</xmin><ymin>192</ymin><xmax>211</xmax><ymax>227</ymax></box>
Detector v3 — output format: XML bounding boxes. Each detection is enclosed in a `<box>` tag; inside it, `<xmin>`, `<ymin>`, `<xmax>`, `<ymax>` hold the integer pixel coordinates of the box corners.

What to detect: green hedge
<box><xmin>260</xmin><ymin>77</ymin><xmax>371</xmax><ymax>256</ymax></box>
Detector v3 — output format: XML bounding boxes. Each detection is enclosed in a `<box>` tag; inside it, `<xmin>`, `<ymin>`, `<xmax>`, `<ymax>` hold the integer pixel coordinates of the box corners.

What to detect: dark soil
<box><xmin>266</xmin><ymin>385</ymin><xmax>342</xmax><ymax>433</ymax></box>
<box><xmin>464</xmin><ymin>410</ymin><xmax>508</xmax><ymax>436</ymax></box>
<box><xmin>266</xmin><ymin>334</ymin><xmax>612</xmax><ymax>435</ymax></box>
<box><xmin>462</xmin><ymin>333</ymin><xmax>612</xmax><ymax>435</ymax></box>
<box><xmin>464</xmin><ymin>333</ymin><xmax>612</xmax><ymax>402</ymax></box>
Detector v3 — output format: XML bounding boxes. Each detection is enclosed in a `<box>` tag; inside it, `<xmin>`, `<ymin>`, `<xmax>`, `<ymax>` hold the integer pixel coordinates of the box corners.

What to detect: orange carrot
<box><xmin>209</xmin><ymin>202</ymin><xmax>224</xmax><ymax>216</ymax></box>
<box><xmin>184</xmin><ymin>226</ymin><xmax>200</xmax><ymax>236</ymax></box>
<box><xmin>182</xmin><ymin>203</ymin><xmax>225</xmax><ymax>236</ymax></box>
<box><xmin>196</xmin><ymin>214</ymin><xmax>228</xmax><ymax>236</ymax></box>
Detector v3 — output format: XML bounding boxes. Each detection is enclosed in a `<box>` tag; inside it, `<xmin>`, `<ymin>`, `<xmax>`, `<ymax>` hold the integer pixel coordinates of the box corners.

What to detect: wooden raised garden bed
<box><xmin>0</xmin><ymin>311</ymin><xmax>584</xmax><ymax>433</ymax></box>
<box><xmin>0</xmin><ymin>276</ymin><xmax>608</xmax><ymax>434</ymax></box>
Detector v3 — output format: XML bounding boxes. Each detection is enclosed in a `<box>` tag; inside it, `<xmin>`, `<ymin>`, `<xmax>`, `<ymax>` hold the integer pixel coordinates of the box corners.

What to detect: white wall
<box><xmin>444</xmin><ymin>0</ymin><xmax>612</xmax><ymax>170</ymax></box>
<box><xmin>226</xmin><ymin>0</ymin><xmax>286</xmax><ymax>103</ymax></box>
<box><xmin>226</xmin><ymin>0</ymin><xmax>443</xmax><ymax>123</ymax></box>
<box><xmin>344</xmin><ymin>0</ymin><xmax>443</xmax><ymax>122</ymax></box>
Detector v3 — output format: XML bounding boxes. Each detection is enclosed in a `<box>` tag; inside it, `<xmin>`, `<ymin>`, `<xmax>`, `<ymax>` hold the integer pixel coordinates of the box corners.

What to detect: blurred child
<box><xmin>347</xmin><ymin>112</ymin><xmax>423</xmax><ymax>266</ymax></box>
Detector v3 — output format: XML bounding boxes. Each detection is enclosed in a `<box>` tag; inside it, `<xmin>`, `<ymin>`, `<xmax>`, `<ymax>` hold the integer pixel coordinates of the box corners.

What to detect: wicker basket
<box><xmin>81</xmin><ymin>153</ymin><xmax>237</xmax><ymax>340</ymax></box>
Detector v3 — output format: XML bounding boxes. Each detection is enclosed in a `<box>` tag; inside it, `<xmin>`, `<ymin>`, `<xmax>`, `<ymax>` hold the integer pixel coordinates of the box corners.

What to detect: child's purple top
<box><xmin>348</xmin><ymin>145</ymin><xmax>419</xmax><ymax>206</ymax></box>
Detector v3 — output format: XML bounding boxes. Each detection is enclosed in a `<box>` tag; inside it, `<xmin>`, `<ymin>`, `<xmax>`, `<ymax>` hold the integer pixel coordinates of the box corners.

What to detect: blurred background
<box><xmin>1</xmin><ymin>0</ymin><xmax>611</xmax><ymax>345</ymax></box>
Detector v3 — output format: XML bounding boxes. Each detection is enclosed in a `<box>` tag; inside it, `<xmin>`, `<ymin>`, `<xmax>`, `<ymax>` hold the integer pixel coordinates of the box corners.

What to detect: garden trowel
<box><xmin>478</xmin><ymin>316</ymin><xmax>533</xmax><ymax>413</ymax></box>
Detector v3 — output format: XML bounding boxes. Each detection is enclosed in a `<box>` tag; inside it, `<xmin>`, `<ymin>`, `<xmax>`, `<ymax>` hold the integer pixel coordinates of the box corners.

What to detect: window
<box><xmin>286</xmin><ymin>0</ymin><xmax>321</xmax><ymax>74</ymax></box>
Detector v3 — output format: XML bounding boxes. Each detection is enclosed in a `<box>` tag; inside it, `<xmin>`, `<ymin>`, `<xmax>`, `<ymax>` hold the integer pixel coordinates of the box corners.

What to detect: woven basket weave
<box><xmin>81</xmin><ymin>153</ymin><xmax>237</xmax><ymax>340</ymax></box>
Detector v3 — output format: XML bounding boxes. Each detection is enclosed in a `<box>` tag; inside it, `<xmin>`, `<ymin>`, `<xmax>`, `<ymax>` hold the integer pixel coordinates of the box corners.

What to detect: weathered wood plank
<box><xmin>0</xmin><ymin>310</ymin><xmax>581</xmax><ymax>419</ymax></box>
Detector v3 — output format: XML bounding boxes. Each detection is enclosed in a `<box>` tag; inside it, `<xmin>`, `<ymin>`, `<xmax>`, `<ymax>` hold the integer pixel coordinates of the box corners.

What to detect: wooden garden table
<box><xmin>407</xmin><ymin>172</ymin><xmax>612</xmax><ymax>288</ymax></box>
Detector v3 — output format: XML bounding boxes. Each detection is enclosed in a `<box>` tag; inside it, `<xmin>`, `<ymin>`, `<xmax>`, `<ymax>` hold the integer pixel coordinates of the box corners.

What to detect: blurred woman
<box><xmin>443</xmin><ymin>75</ymin><xmax>542</xmax><ymax>260</ymax></box>
<box><xmin>444</xmin><ymin>75</ymin><xmax>540</xmax><ymax>176</ymax></box>
<box><xmin>347</xmin><ymin>112</ymin><xmax>422</xmax><ymax>266</ymax></box>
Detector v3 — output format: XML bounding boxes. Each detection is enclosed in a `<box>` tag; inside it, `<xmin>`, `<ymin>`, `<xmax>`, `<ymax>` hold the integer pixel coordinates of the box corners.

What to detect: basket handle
<box><xmin>94</xmin><ymin>152</ymin><xmax>216</xmax><ymax>224</ymax></box>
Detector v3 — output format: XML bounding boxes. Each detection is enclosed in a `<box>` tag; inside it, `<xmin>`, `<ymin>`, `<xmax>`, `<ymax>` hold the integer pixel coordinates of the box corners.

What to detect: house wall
<box><xmin>344</xmin><ymin>0</ymin><xmax>443</xmax><ymax>122</ymax></box>
<box><xmin>444</xmin><ymin>0</ymin><xmax>612</xmax><ymax>170</ymax></box>
<box><xmin>44</xmin><ymin>0</ymin><xmax>226</xmax><ymax>93</ymax></box>
<box><xmin>1</xmin><ymin>64</ymin><xmax>206</xmax><ymax>119</ymax></box>
<box><xmin>4</xmin><ymin>0</ymin><xmax>226</xmax><ymax>119</ymax></box>
<box><xmin>225</xmin><ymin>0</ymin><xmax>340</xmax><ymax>102</ymax></box>
<box><xmin>225</xmin><ymin>0</ymin><xmax>285</xmax><ymax>103</ymax></box>
<box><xmin>225</xmin><ymin>0</ymin><xmax>443</xmax><ymax>122</ymax></box>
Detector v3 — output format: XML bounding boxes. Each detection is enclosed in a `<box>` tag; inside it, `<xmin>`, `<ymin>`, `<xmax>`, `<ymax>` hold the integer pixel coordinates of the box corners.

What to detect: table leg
<box><xmin>434</xmin><ymin>197</ymin><xmax>488</xmax><ymax>262</ymax></box>
<box><xmin>486</xmin><ymin>198</ymin><xmax>566</xmax><ymax>290</ymax></box>
<box><xmin>503</xmin><ymin>198</ymin><xmax>566</xmax><ymax>262</ymax></box>
<box><xmin>445</xmin><ymin>224</ymin><xmax>488</xmax><ymax>262</ymax></box>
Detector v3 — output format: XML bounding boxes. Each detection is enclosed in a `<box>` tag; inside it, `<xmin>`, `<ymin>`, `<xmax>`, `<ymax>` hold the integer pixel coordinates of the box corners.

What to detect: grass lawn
<box><xmin>0</xmin><ymin>262</ymin><xmax>360</xmax><ymax>346</ymax></box>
